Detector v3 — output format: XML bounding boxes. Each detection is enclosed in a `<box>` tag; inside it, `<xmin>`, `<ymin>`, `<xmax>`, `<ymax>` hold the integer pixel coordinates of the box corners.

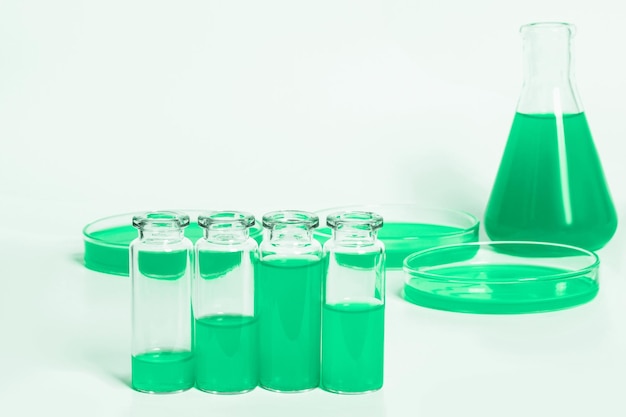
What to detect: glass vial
<box><xmin>321</xmin><ymin>211</ymin><xmax>385</xmax><ymax>394</ymax></box>
<box><xmin>484</xmin><ymin>22</ymin><xmax>617</xmax><ymax>250</ymax></box>
<box><xmin>257</xmin><ymin>210</ymin><xmax>323</xmax><ymax>392</ymax></box>
<box><xmin>130</xmin><ymin>211</ymin><xmax>194</xmax><ymax>393</ymax></box>
<box><xmin>194</xmin><ymin>211</ymin><xmax>258</xmax><ymax>394</ymax></box>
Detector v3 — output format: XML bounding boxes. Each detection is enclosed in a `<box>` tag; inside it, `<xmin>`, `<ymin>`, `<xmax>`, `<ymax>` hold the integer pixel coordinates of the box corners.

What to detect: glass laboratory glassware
<box><xmin>130</xmin><ymin>211</ymin><xmax>194</xmax><ymax>393</ymax></box>
<box><xmin>194</xmin><ymin>211</ymin><xmax>258</xmax><ymax>394</ymax></box>
<box><xmin>484</xmin><ymin>22</ymin><xmax>617</xmax><ymax>250</ymax></box>
<box><xmin>321</xmin><ymin>211</ymin><xmax>385</xmax><ymax>394</ymax></box>
<box><xmin>257</xmin><ymin>210</ymin><xmax>323</xmax><ymax>392</ymax></box>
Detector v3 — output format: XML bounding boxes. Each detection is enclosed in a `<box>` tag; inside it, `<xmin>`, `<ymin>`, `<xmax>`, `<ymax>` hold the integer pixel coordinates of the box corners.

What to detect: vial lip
<box><xmin>326</xmin><ymin>211</ymin><xmax>384</xmax><ymax>230</ymax></box>
<box><xmin>197</xmin><ymin>211</ymin><xmax>256</xmax><ymax>229</ymax></box>
<box><xmin>262</xmin><ymin>210</ymin><xmax>319</xmax><ymax>229</ymax></box>
<box><xmin>132</xmin><ymin>211</ymin><xmax>190</xmax><ymax>229</ymax></box>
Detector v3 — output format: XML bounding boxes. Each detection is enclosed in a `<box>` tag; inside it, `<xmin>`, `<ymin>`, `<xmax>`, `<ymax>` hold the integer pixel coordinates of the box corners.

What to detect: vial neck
<box><xmin>333</xmin><ymin>225</ymin><xmax>377</xmax><ymax>245</ymax></box>
<box><xmin>139</xmin><ymin>227</ymin><xmax>185</xmax><ymax>243</ymax></box>
<box><xmin>269</xmin><ymin>225</ymin><xmax>313</xmax><ymax>244</ymax></box>
<box><xmin>205</xmin><ymin>228</ymin><xmax>249</xmax><ymax>244</ymax></box>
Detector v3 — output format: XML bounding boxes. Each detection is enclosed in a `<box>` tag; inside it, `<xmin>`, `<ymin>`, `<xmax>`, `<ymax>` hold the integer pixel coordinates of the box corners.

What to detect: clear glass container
<box><xmin>82</xmin><ymin>210</ymin><xmax>264</xmax><ymax>276</ymax></box>
<box><xmin>256</xmin><ymin>210</ymin><xmax>323</xmax><ymax>392</ymax></box>
<box><xmin>321</xmin><ymin>211</ymin><xmax>385</xmax><ymax>394</ymax></box>
<box><xmin>403</xmin><ymin>241</ymin><xmax>599</xmax><ymax>314</ymax></box>
<box><xmin>484</xmin><ymin>22</ymin><xmax>617</xmax><ymax>250</ymax></box>
<box><xmin>130</xmin><ymin>211</ymin><xmax>194</xmax><ymax>393</ymax></box>
<box><xmin>194</xmin><ymin>211</ymin><xmax>258</xmax><ymax>394</ymax></box>
<box><xmin>314</xmin><ymin>205</ymin><xmax>479</xmax><ymax>269</ymax></box>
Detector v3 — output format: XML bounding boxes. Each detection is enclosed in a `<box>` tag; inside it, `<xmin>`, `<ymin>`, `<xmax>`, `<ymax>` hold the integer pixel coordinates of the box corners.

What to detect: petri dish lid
<box><xmin>403</xmin><ymin>241</ymin><xmax>600</xmax><ymax>314</ymax></box>
<box><xmin>314</xmin><ymin>205</ymin><xmax>479</xmax><ymax>269</ymax></box>
<box><xmin>83</xmin><ymin>210</ymin><xmax>263</xmax><ymax>276</ymax></box>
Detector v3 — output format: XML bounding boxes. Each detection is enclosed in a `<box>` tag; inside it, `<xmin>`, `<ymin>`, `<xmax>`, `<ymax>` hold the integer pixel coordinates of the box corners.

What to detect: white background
<box><xmin>1</xmin><ymin>1</ymin><xmax>625</xmax><ymax>416</ymax></box>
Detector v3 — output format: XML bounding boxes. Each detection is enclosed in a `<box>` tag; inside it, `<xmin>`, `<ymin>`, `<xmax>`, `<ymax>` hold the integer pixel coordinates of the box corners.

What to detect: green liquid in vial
<box><xmin>404</xmin><ymin>264</ymin><xmax>598</xmax><ymax>314</ymax></box>
<box><xmin>257</xmin><ymin>255</ymin><xmax>323</xmax><ymax>391</ymax></box>
<box><xmin>322</xmin><ymin>302</ymin><xmax>384</xmax><ymax>393</ymax></box>
<box><xmin>131</xmin><ymin>350</ymin><xmax>194</xmax><ymax>393</ymax></box>
<box><xmin>316</xmin><ymin>222</ymin><xmax>477</xmax><ymax>268</ymax></box>
<box><xmin>84</xmin><ymin>223</ymin><xmax>263</xmax><ymax>276</ymax></box>
<box><xmin>485</xmin><ymin>112</ymin><xmax>617</xmax><ymax>250</ymax></box>
<box><xmin>198</xmin><ymin>251</ymin><xmax>242</xmax><ymax>279</ymax></box>
<box><xmin>138</xmin><ymin>250</ymin><xmax>187</xmax><ymax>280</ymax></box>
<box><xmin>195</xmin><ymin>315</ymin><xmax>258</xmax><ymax>393</ymax></box>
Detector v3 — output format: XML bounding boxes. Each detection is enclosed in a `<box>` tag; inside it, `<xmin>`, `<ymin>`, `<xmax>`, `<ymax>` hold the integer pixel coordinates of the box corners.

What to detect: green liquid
<box><xmin>138</xmin><ymin>250</ymin><xmax>187</xmax><ymax>280</ymax></box>
<box><xmin>322</xmin><ymin>302</ymin><xmax>384</xmax><ymax>393</ymax></box>
<box><xmin>257</xmin><ymin>255</ymin><xmax>323</xmax><ymax>391</ymax></box>
<box><xmin>84</xmin><ymin>223</ymin><xmax>263</xmax><ymax>276</ymax></box>
<box><xmin>316</xmin><ymin>222</ymin><xmax>477</xmax><ymax>268</ymax></box>
<box><xmin>131</xmin><ymin>350</ymin><xmax>194</xmax><ymax>393</ymax></box>
<box><xmin>84</xmin><ymin>225</ymin><xmax>138</xmax><ymax>275</ymax></box>
<box><xmin>198</xmin><ymin>251</ymin><xmax>242</xmax><ymax>279</ymax></box>
<box><xmin>404</xmin><ymin>264</ymin><xmax>598</xmax><ymax>314</ymax></box>
<box><xmin>195</xmin><ymin>315</ymin><xmax>258</xmax><ymax>393</ymax></box>
<box><xmin>485</xmin><ymin>112</ymin><xmax>617</xmax><ymax>250</ymax></box>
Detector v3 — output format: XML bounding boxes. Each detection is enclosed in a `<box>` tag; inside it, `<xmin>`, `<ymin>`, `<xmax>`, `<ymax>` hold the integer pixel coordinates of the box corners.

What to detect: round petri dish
<box><xmin>83</xmin><ymin>210</ymin><xmax>264</xmax><ymax>276</ymax></box>
<box><xmin>314</xmin><ymin>205</ymin><xmax>479</xmax><ymax>269</ymax></box>
<box><xmin>403</xmin><ymin>241</ymin><xmax>600</xmax><ymax>314</ymax></box>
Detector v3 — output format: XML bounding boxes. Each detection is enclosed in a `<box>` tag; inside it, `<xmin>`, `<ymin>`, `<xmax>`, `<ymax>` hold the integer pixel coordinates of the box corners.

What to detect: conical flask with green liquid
<box><xmin>484</xmin><ymin>22</ymin><xmax>617</xmax><ymax>250</ymax></box>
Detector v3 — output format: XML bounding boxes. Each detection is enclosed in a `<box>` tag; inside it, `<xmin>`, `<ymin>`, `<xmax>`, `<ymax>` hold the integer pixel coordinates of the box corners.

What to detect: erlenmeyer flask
<box><xmin>484</xmin><ymin>22</ymin><xmax>617</xmax><ymax>250</ymax></box>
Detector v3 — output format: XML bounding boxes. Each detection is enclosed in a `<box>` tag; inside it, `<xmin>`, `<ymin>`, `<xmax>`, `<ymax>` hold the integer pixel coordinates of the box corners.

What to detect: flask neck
<box><xmin>517</xmin><ymin>23</ymin><xmax>582</xmax><ymax>114</ymax></box>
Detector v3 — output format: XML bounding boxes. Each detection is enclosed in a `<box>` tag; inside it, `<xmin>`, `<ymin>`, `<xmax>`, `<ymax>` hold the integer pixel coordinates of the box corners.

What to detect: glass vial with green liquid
<box><xmin>257</xmin><ymin>210</ymin><xmax>323</xmax><ymax>392</ymax></box>
<box><xmin>321</xmin><ymin>211</ymin><xmax>385</xmax><ymax>394</ymax></box>
<box><xmin>485</xmin><ymin>22</ymin><xmax>617</xmax><ymax>250</ymax></box>
<box><xmin>130</xmin><ymin>211</ymin><xmax>194</xmax><ymax>393</ymax></box>
<box><xmin>194</xmin><ymin>211</ymin><xmax>258</xmax><ymax>394</ymax></box>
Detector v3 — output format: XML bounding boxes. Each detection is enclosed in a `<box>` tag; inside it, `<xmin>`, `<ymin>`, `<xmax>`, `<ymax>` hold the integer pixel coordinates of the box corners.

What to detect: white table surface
<box><xmin>1</xmin><ymin>1</ymin><xmax>625</xmax><ymax>416</ymax></box>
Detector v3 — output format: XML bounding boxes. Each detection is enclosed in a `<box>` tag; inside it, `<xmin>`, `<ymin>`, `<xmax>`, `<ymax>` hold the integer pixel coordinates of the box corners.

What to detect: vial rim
<box><xmin>326</xmin><ymin>210</ymin><xmax>384</xmax><ymax>230</ymax></box>
<box><xmin>197</xmin><ymin>211</ymin><xmax>256</xmax><ymax>229</ymax></box>
<box><xmin>262</xmin><ymin>210</ymin><xmax>319</xmax><ymax>229</ymax></box>
<box><xmin>132</xmin><ymin>211</ymin><xmax>190</xmax><ymax>229</ymax></box>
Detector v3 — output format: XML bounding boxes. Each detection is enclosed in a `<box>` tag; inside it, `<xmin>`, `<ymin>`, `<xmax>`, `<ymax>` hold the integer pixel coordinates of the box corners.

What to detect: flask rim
<box><xmin>262</xmin><ymin>210</ymin><xmax>319</xmax><ymax>229</ymax></box>
<box><xmin>198</xmin><ymin>211</ymin><xmax>255</xmax><ymax>229</ymax></box>
<box><xmin>326</xmin><ymin>211</ymin><xmax>383</xmax><ymax>230</ymax></box>
<box><xmin>520</xmin><ymin>21</ymin><xmax>576</xmax><ymax>36</ymax></box>
<box><xmin>132</xmin><ymin>211</ymin><xmax>190</xmax><ymax>229</ymax></box>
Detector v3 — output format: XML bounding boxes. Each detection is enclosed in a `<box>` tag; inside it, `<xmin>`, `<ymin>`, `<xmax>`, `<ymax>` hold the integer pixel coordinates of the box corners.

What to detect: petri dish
<box><xmin>403</xmin><ymin>241</ymin><xmax>600</xmax><ymax>314</ymax></box>
<box><xmin>314</xmin><ymin>205</ymin><xmax>479</xmax><ymax>269</ymax></box>
<box><xmin>83</xmin><ymin>210</ymin><xmax>264</xmax><ymax>276</ymax></box>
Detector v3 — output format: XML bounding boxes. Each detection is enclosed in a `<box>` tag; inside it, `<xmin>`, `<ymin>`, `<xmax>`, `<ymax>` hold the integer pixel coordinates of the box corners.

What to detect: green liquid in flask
<box><xmin>131</xmin><ymin>350</ymin><xmax>194</xmax><ymax>393</ymax></box>
<box><xmin>485</xmin><ymin>113</ymin><xmax>617</xmax><ymax>250</ymax></box>
<box><xmin>257</xmin><ymin>255</ymin><xmax>323</xmax><ymax>392</ymax></box>
<box><xmin>195</xmin><ymin>314</ymin><xmax>258</xmax><ymax>393</ymax></box>
<box><xmin>322</xmin><ymin>302</ymin><xmax>384</xmax><ymax>393</ymax></box>
<box><xmin>403</xmin><ymin>264</ymin><xmax>598</xmax><ymax>314</ymax></box>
